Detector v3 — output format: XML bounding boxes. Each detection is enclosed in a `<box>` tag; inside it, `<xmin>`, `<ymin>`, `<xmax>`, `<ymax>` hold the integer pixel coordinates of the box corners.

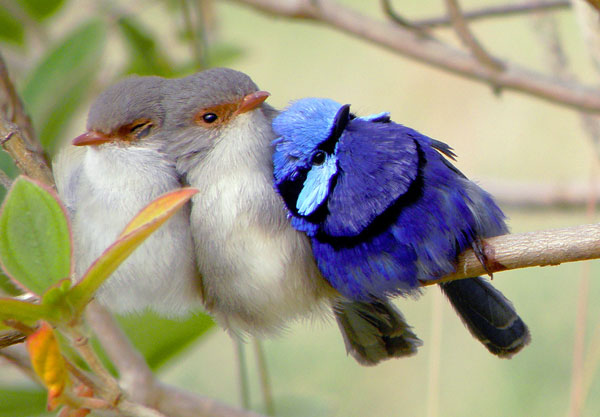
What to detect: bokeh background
<box><xmin>1</xmin><ymin>0</ymin><xmax>599</xmax><ymax>416</ymax></box>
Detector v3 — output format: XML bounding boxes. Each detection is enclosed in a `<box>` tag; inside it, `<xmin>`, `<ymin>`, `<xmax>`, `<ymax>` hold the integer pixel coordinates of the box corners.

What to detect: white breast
<box><xmin>185</xmin><ymin>113</ymin><xmax>334</xmax><ymax>334</ymax></box>
<box><xmin>56</xmin><ymin>144</ymin><xmax>202</xmax><ymax>316</ymax></box>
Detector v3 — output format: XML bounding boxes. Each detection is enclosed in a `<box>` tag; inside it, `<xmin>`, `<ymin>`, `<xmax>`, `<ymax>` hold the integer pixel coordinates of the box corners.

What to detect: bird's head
<box><xmin>272</xmin><ymin>98</ymin><xmax>352</xmax><ymax>232</ymax></box>
<box><xmin>72</xmin><ymin>76</ymin><xmax>167</xmax><ymax>149</ymax></box>
<box><xmin>273</xmin><ymin>97</ymin><xmax>416</xmax><ymax>238</ymax></box>
<box><xmin>163</xmin><ymin>68</ymin><xmax>271</xmax><ymax>163</ymax></box>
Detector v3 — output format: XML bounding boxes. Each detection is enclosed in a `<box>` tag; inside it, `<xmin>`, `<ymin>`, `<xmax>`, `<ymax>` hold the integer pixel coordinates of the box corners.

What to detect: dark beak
<box><xmin>72</xmin><ymin>131</ymin><xmax>113</xmax><ymax>146</ymax></box>
<box><xmin>235</xmin><ymin>91</ymin><xmax>270</xmax><ymax>115</ymax></box>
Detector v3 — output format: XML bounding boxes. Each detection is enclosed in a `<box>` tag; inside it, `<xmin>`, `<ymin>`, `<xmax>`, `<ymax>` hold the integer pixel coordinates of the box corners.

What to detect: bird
<box><xmin>272</xmin><ymin>97</ymin><xmax>531</xmax><ymax>359</ymax></box>
<box><xmin>53</xmin><ymin>75</ymin><xmax>202</xmax><ymax>316</ymax></box>
<box><xmin>162</xmin><ymin>68</ymin><xmax>420</xmax><ymax>365</ymax></box>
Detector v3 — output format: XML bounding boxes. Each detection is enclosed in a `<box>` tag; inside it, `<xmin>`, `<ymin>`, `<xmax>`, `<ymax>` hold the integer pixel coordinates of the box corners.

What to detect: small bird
<box><xmin>272</xmin><ymin>98</ymin><xmax>531</xmax><ymax>359</ymax></box>
<box><xmin>53</xmin><ymin>76</ymin><xmax>202</xmax><ymax>316</ymax></box>
<box><xmin>163</xmin><ymin>68</ymin><xmax>419</xmax><ymax>365</ymax></box>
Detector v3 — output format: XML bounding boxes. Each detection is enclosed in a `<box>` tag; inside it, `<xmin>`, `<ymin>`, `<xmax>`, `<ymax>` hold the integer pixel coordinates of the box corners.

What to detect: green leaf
<box><xmin>16</xmin><ymin>0</ymin><xmax>65</xmax><ymax>20</ymax></box>
<box><xmin>0</xmin><ymin>272</ymin><xmax>21</xmax><ymax>296</ymax></box>
<box><xmin>116</xmin><ymin>311</ymin><xmax>214</xmax><ymax>370</ymax></box>
<box><xmin>0</xmin><ymin>150</ymin><xmax>18</xmax><ymax>203</ymax></box>
<box><xmin>0</xmin><ymin>387</ymin><xmax>49</xmax><ymax>417</ymax></box>
<box><xmin>67</xmin><ymin>188</ymin><xmax>198</xmax><ymax>314</ymax></box>
<box><xmin>20</xmin><ymin>19</ymin><xmax>106</xmax><ymax>154</ymax></box>
<box><xmin>117</xmin><ymin>16</ymin><xmax>174</xmax><ymax>76</ymax></box>
<box><xmin>0</xmin><ymin>177</ymin><xmax>71</xmax><ymax>295</ymax></box>
<box><xmin>0</xmin><ymin>6</ymin><xmax>25</xmax><ymax>46</ymax></box>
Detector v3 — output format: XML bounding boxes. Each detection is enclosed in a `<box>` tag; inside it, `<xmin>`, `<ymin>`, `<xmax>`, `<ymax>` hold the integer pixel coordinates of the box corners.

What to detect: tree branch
<box><xmin>413</xmin><ymin>1</ymin><xmax>571</xmax><ymax>28</ymax></box>
<box><xmin>229</xmin><ymin>0</ymin><xmax>600</xmax><ymax>112</ymax></box>
<box><xmin>424</xmin><ymin>223</ymin><xmax>600</xmax><ymax>285</ymax></box>
<box><xmin>444</xmin><ymin>0</ymin><xmax>503</xmax><ymax>71</ymax></box>
<box><xmin>86</xmin><ymin>303</ymin><xmax>268</xmax><ymax>417</ymax></box>
<box><xmin>0</xmin><ymin>53</ymin><xmax>54</xmax><ymax>187</ymax></box>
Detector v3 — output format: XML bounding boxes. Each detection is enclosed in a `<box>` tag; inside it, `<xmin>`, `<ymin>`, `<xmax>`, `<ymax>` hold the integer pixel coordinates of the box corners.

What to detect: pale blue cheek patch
<box><xmin>358</xmin><ymin>112</ymin><xmax>390</xmax><ymax>123</ymax></box>
<box><xmin>297</xmin><ymin>155</ymin><xmax>338</xmax><ymax>216</ymax></box>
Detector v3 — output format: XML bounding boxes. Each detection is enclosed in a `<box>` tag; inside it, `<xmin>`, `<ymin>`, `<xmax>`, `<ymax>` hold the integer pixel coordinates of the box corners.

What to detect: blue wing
<box><xmin>312</xmin><ymin>124</ymin><xmax>508</xmax><ymax>301</ymax></box>
<box><xmin>322</xmin><ymin>119</ymin><xmax>420</xmax><ymax>237</ymax></box>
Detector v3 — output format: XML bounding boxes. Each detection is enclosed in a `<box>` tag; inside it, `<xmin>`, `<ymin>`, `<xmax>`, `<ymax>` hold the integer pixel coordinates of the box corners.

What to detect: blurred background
<box><xmin>0</xmin><ymin>0</ymin><xmax>599</xmax><ymax>416</ymax></box>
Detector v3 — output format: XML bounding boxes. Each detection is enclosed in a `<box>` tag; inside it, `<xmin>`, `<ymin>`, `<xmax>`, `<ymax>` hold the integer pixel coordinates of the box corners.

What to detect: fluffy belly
<box><xmin>191</xmin><ymin>193</ymin><xmax>334</xmax><ymax>334</ymax></box>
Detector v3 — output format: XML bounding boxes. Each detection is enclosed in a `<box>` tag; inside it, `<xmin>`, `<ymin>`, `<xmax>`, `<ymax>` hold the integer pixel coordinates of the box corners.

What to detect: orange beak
<box><xmin>235</xmin><ymin>91</ymin><xmax>270</xmax><ymax>116</ymax></box>
<box><xmin>72</xmin><ymin>131</ymin><xmax>113</xmax><ymax>146</ymax></box>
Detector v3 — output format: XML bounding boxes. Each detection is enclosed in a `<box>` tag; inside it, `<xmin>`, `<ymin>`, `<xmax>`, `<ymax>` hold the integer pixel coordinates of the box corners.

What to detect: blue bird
<box><xmin>272</xmin><ymin>98</ymin><xmax>530</xmax><ymax>362</ymax></box>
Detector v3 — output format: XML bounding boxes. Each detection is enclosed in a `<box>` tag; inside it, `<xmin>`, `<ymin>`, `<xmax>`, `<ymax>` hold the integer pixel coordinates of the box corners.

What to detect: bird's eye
<box><xmin>312</xmin><ymin>151</ymin><xmax>326</xmax><ymax>166</ymax></box>
<box><xmin>202</xmin><ymin>113</ymin><xmax>218</xmax><ymax>123</ymax></box>
<box><xmin>130</xmin><ymin>122</ymin><xmax>153</xmax><ymax>139</ymax></box>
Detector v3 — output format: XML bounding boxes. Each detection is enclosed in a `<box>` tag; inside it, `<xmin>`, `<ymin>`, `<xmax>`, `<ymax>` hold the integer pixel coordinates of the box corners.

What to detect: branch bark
<box><xmin>414</xmin><ymin>1</ymin><xmax>571</xmax><ymax>27</ymax></box>
<box><xmin>229</xmin><ymin>0</ymin><xmax>600</xmax><ymax>112</ymax></box>
<box><xmin>0</xmin><ymin>53</ymin><xmax>54</xmax><ymax>187</ymax></box>
<box><xmin>444</xmin><ymin>0</ymin><xmax>503</xmax><ymax>71</ymax></box>
<box><xmin>424</xmin><ymin>222</ymin><xmax>600</xmax><ymax>285</ymax></box>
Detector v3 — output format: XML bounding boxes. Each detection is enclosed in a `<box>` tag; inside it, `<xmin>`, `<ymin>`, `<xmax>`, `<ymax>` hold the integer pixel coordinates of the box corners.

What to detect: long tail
<box><xmin>440</xmin><ymin>277</ymin><xmax>530</xmax><ymax>357</ymax></box>
<box><xmin>333</xmin><ymin>297</ymin><xmax>422</xmax><ymax>366</ymax></box>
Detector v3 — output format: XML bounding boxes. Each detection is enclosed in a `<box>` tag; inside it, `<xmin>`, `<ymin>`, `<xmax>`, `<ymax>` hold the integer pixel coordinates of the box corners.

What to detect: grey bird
<box><xmin>163</xmin><ymin>67</ymin><xmax>420</xmax><ymax>364</ymax></box>
<box><xmin>53</xmin><ymin>76</ymin><xmax>202</xmax><ymax>316</ymax></box>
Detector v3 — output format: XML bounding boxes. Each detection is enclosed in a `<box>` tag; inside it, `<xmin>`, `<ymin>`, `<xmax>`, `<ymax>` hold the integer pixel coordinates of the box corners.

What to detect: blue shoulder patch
<box><xmin>323</xmin><ymin>120</ymin><xmax>419</xmax><ymax>237</ymax></box>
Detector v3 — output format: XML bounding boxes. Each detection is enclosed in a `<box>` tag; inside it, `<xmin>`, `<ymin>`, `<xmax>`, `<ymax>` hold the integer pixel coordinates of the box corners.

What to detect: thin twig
<box><xmin>415</xmin><ymin>1</ymin><xmax>571</xmax><ymax>28</ymax></box>
<box><xmin>0</xmin><ymin>52</ymin><xmax>37</xmax><ymax>145</ymax></box>
<box><xmin>68</xmin><ymin>325</ymin><xmax>122</xmax><ymax>405</ymax></box>
<box><xmin>0</xmin><ymin>329</ymin><xmax>26</xmax><ymax>348</ymax></box>
<box><xmin>444</xmin><ymin>0</ymin><xmax>504</xmax><ymax>71</ymax></box>
<box><xmin>0</xmin><ymin>169</ymin><xmax>12</xmax><ymax>189</ymax></box>
<box><xmin>253</xmin><ymin>339</ymin><xmax>274</xmax><ymax>415</ymax></box>
<box><xmin>381</xmin><ymin>0</ymin><xmax>430</xmax><ymax>35</ymax></box>
<box><xmin>229</xmin><ymin>0</ymin><xmax>600</xmax><ymax>112</ymax></box>
<box><xmin>181</xmin><ymin>0</ymin><xmax>208</xmax><ymax>69</ymax></box>
<box><xmin>424</xmin><ymin>222</ymin><xmax>600</xmax><ymax>285</ymax></box>
<box><xmin>0</xmin><ymin>344</ymin><xmax>38</xmax><ymax>382</ymax></box>
<box><xmin>85</xmin><ymin>302</ymin><xmax>156</xmax><ymax>405</ymax></box>
<box><xmin>425</xmin><ymin>289</ymin><xmax>443</xmax><ymax>417</ymax></box>
<box><xmin>235</xmin><ymin>338</ymin><xmax>251</xmax><ymax>410</ymax></box>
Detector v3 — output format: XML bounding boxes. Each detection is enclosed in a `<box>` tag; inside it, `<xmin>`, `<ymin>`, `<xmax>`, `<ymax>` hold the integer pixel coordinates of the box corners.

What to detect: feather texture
<box><xmin>273</xmin><ymin>97</ymin><xmax>530</xmax><ymax>358</ymax></box>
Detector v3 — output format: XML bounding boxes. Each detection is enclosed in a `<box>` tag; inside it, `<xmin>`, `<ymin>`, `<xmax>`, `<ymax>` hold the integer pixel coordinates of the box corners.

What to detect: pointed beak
<box><xmin>235</xmin><ymin>91</ymin><xmax>270</xmax><ymax>115</ymax></box>
<box><xmin>72</xmin><ymin>131</ymin><xmax>113</xmax><ymax>146</ymax></box>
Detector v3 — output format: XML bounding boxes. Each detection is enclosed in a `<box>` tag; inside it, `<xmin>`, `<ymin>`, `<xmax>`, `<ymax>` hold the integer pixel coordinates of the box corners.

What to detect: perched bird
<box><xmin>272</xmin><ymin>98</ymin><xmax>531</xmax><ymax>359</ymax></box>
<box><xmin>163</xmin><ymin>68</ymin><xmax>332</xmax><ymax>333</ymax></box>
<box><xmin>163</xmin><ymin>68</ymin><xmax>418</xmax><ymax>365</ymax></box>
<box><xmin>53</xmin><ymin>76</ymin><xmax>202</xmax><ymax>316</ymax></box>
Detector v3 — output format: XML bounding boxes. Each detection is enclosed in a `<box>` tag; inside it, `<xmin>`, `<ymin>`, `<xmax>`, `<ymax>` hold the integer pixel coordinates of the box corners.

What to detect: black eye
<box><xmin>312</xmin><ymin>151</ymin><xmax>326</xmax><ymax>165</ymax></box>
<box><xmin>131</xmin><ymin>122</ymin><xmax>153</xmax><ymax>139</ymax></box>
<box><xmin>202</xmin><ymin>113</ymin><xmax>218</xmax><ymax>123</ymax></box>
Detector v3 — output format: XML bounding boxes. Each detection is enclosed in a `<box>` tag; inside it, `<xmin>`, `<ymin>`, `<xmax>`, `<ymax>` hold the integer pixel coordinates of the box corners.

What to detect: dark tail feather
<box><xmin>333</xmin><ymin>297</ymin><xmax>422</xmax><ymax>366</ymax></box>
<box><xmin>440</xmin><ymin>277</ymin><xmax>530</xmax><ymax>357</ymax></box>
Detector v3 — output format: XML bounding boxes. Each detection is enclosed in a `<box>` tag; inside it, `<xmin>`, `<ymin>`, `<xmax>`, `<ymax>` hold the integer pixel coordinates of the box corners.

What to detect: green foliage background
<box><xmin>0</xmin><ymin>1</ymin><xmax>599</xmax><ymax>416</ymax></box>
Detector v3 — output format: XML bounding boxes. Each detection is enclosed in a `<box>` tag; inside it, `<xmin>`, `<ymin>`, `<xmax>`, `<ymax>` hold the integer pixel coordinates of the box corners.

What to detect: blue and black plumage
<box><xmin>272</xmin><ymin>98</ymin><xmax>530</xmax><ymax>363</ymax></box>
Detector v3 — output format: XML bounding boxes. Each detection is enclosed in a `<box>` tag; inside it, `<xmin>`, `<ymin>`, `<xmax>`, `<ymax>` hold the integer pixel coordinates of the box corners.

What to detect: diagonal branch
<box><xmin>0</xmin><ymin>53</ymin><xmax>54</xmax><ymax>187</ymax></box>
<box><xmin>229</xmin><ymin>0</ymin><xmax>600</xmax><ymax>112</ymax></box>
<box><xmin>444</xmin><ymin>0</ymin><xmax>503</xmax><ymax>71</ymax></box>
